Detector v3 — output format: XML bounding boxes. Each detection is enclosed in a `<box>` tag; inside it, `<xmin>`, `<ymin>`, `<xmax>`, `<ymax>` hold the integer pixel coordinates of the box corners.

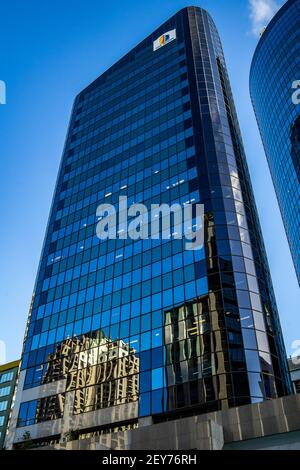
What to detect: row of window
<box><xmin>70</xmin><ymin>90</ymin><xmax>189</xmax><ymax>164</ymax></box>
<box><xmin>61</xmin><ymin>126</ymin><xmax>193</xmax><ymax>208</ymax></box>
<box><xmin>39</xmin><ymin>245</ymin><xmax>205</xmax><ymax>301</ymax></box>
<box><xmin>76</xmin><ymin>63</ymin><xmax>186</xmax><ymax>129</ymax></box>
<box><xmin>27</xmin><ymin>281</ymin><xmax>209</xmax><ymax>350</ymax></box>
<box><xmin>62</xmin><ymin>131</ymin><xmax>195</xmax><ymax>213</ymax></box>
<box><xmin>80</xmin><ymin>44</ymin><xmax>185</xmax><ymax>108</ymax></box>
<box><xmin>54</xmin><ymin>168</ymin><xmax>196</xmax><ymax>239</ymax></box>
<box><xmin>70</xmin><ymin>71</ymin><xmax>188</xmax><ymax>147</ymax></box>
<box><xmin>18</xmin><ymin>368</ymin><xmax>278</xmax><ymax>428</ymax></box>
<box><xmin>0</xmin><ymin>387</ymin><xmax>11</xmax><ymax>398</ymax></box>
<box><xmin>68</xmin><ymin>94</ymin><xmax>191</xmax><ymax>178</ymax></box>
<box><xmin>38</xmin><ymin>265</ymin><xmax>206</xmax><ymax>322</ymax></box>
<box><xmin>33</xmin><ymin>271</ymin><xmax>261</xmax><ymax>325</ymax></box>
<box><xmin>22</xmin><ymin>308</ymin><xmax>271</xmax><ymax>372</ymax></box>
<box><xmin>31</xmin><ymin>286</ymin><xmax>265</xmax><ymax>348</ymax></box>
<box><xmin>53</xmin><ymin>185</ymin><xmax>249</xmax><ymax>254</ymax></box>
<box><xmin>23</xmin><ymin>304</ymin><xmax>271</xmax><ymax>381</ymax></box>
<box><xmin>77</xmin><ymin>49</ymin><xmax>185</xmax><ymax>126</ymax></box>
<box><xmin>41</xmin><ymin>236</ymin><xmax>203</xmax><ymax>291</ymax></box>
<box><xmin>0</xmin><ymin>372</ymin><xmax>13</xmax><ymax>384</ymax></box>
<box><xmin>27</xmin><ymin>319</ymin><xmax>270</xmax><ymax>359</ymax></box>
<box><xmin>56</xmin><ymin>146</ymin><xmax>194</xmax><ymax>237</ymax></box>
<box><xmin>40</xmin><ymin>250</ymin><xmax>260</xmax><ymax>307</ymax></box>
<box><xmin>60</xmin><ymin>158</ymin><xmax>194</xmax><ymax>223</ymax></box>
<box><xmin>43</xmin><ymin>221</ymin><xmax>257</xmax><ymax>293</ymax></box>
<box><xmin>70</xmin><ymin>87</ymin><xmax>190</xmax><ymax>162</ymax></box>
<box><xmin>67</xmin><ymin>111</ymin><xmax>191</xmax><ymax>192</ymax></box>
<box><xmin>42</xmin><ymin>219</ymin><xmax>257</xmax><ymax>292</ymax></box>
<box><xmin>47</xmin><ymin>206</ymin><xmax>251</xmax><ymax>273</ymax></box>
<box><xmin>23</xmin><ymin>340</ymin><xmax>273</xmax><ymax>389</ymax></box>
<box><xmin>0</xmin><ymin>402</ymin><xmax>8</xmax><ymax>412</ymax></box>
<box><xmin>66</xmin><ymin>106</ymin><xmax>191</xmax><ymax>183</ymax></box>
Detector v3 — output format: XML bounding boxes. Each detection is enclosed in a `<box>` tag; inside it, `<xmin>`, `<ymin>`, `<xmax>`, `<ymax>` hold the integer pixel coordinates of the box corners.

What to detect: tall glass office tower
<box><xmin>250</xmin><ymin>0</ymin><xmax>300</xmax><ymax>285</ymax></box>
<box><xmin>7</xmin><ymin>6</ymin><xmax>291</xmax><ymax>448</ymax></box>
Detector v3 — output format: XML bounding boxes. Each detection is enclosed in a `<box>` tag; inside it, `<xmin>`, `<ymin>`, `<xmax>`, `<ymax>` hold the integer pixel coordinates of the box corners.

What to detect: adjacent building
<box><xmin>7</xmin><ymin>6</ymin><xmax>292</xmax><ymax>449</ymax></box>
<box><xmin>0</xmin><ymin>360</ymin><xmax>19</xmax><ymax>449</ymax></box>
<box><xmin>250</xmin><ymin>0</ymin><xmax>300</xmax><ymax>285</ymax></box>
<box><xmin>288</xmin><ymin>357</ymin><xmax>300</xmax><ymax>394</ymax></box>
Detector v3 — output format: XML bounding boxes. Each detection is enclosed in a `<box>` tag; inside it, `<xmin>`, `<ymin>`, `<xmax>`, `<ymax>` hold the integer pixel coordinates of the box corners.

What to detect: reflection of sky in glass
<box><xmin>152</xmin><ymin>368</ymin><xmax>163</xmax><ymax>391</ymax></box>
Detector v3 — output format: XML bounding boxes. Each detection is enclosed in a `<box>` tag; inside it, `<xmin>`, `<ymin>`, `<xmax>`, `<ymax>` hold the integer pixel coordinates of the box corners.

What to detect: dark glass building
<box><xmin>7</xmin><ymin>6</ymin><xmax>291</xmax><ymax>447</ymax></box>
<box><xmin>250</xmin><ymin>0</ymin><xmax>300</xmax><ymax>285</ymax></box>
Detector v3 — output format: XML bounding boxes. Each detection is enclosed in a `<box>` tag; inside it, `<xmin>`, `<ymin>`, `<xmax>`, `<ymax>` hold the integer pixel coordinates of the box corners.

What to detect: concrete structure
<box><xmin>20</xmin><ymin>393</ymin><xmax>300</xmax><ymax>450</ymax></box>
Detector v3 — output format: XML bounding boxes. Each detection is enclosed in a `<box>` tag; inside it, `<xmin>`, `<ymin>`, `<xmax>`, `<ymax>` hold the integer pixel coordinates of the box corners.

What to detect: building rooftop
<box><xmin>0</xmin><ymin>360</ymin><xmax>20</xmax><ymax>373</ymax></box>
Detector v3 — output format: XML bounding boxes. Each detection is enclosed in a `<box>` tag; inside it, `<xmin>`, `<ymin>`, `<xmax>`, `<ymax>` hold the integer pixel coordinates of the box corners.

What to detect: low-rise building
<box><xmin>0</xmin><ymin>360</ymin><xmax>19</xmax><ymax>449</ymax></box>
<box><xmin>288</xmin><ymin>357</ymin><xmax>300</xmax><ymax>394</ymax></box>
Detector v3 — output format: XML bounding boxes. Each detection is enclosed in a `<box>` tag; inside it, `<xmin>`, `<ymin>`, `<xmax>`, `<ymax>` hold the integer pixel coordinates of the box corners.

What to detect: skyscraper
<box><xmin>7</xmin><ymin>6</ymin><xmax>291</xmax><ymax>449</ymax></box>
<box><xmin>250</xmin><ymin>0</ymin><xmax>300</xmax><ymax>285</ymax></box>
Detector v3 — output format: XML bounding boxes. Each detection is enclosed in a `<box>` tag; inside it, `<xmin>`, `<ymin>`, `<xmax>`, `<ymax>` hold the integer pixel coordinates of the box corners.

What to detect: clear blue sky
<box><xmin>0</xmin><ymin>0</ymin><xmax>298</xmax><ymax>363</ymax></box>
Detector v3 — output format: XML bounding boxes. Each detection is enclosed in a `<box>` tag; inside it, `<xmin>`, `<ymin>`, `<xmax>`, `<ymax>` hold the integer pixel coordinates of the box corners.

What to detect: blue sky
<box><xmin>0</xmin><ymin>0</ymin><xmax>298</xmax><ymax>363</ymax></box>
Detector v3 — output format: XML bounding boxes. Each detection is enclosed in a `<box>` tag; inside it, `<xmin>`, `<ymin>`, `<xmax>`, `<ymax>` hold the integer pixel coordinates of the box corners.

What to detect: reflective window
<box><xmin>0</xmin><ymin>401</ymin><xmax>8</xmax><ymax>412</ymax></box>
<box><xmin>0</xmin><ymin>372</ymin><xmax>13</xmax><ymax>384</ymax></box>
<box><xmin>0</xmin><ymin>387</ymin><xmax>11</xmax><ymax>398</ymax></box>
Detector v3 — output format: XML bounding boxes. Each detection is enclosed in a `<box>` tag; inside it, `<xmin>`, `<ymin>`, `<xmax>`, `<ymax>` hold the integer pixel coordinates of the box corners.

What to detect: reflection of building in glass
<box><xmin>36</xmin><ymin>394</ymin><xmax>65</xmax><ymax>425</ymax></box>
<box><xmin>250</xmin><ymin>0</ymin><xmax>300</xmax><ymax>284</ymax></box>
<box><xmin>17</xmin><ymin>330</ymin><xmax>139</xmax><ymax>428</ymax></box>
<box><xmin>163</xmin><ymin>298</ymin><xmax>222</xmax><ymax>413</ymax></box>
<box><xmin>70</xmin><ymin>335</ymin><xmax>140</xmax><ymax>414</ymax></box>
<box><xmin>162</xmin><ymin>296</ymin><xmax>273</xmax><ymax>415</ymax></box>
<box><xmin>291</xmin><ymin>116</ymin><xmax>300</xmax><ymax>185</ymax></box>
<box><xmin>8</xmin><ymin>5</ymin><xmax>292</xmax><ymax>449</ymax></box>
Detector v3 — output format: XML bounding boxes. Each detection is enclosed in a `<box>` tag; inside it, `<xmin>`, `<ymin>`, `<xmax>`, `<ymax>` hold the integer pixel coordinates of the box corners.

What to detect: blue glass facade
<box><xmin>250</xmin><ymin>0</ymin><xmax>300</xmax><ymax>285</ymax></box>
<box><xmin>9</xmin><ymin>7</ymin><xmax>291</xmax><ymax>445</ymax></box>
